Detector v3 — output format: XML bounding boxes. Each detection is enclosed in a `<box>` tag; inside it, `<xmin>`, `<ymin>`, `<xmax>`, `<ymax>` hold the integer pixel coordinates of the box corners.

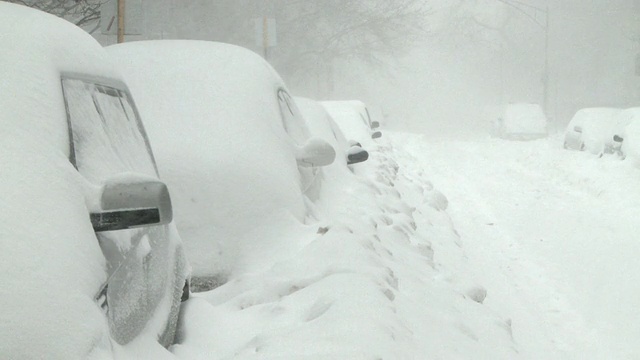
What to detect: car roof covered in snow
<box><xmin>0</xmin><ymin>3</ymin><xmax>122</xmax><ymax>148</ymax></box>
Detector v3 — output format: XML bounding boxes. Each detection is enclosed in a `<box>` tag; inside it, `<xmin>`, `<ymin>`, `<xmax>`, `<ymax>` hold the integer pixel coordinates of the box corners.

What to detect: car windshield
<box><xmin>277</xmin><ymin>88</ymin><xmax>309</xmax><ymax>145</ymax></box>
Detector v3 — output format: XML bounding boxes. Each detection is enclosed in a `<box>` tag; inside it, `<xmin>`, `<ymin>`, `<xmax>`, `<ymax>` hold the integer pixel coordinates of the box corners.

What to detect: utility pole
<box><xmin>254</xmin><ymin>16</ymin><xmax>276</xmax><ymax>61</ymax></box>
<box><xmin>263</xmin><ymin>16</ymin><xmax>269</xmax><ymax>60</ymax></box>
<box><xmin>542</xmin><ymin>5</ymin><xmax>550</xmax><ymax>121</ymax></box>
<box><xmin>117</xmin><ymin>0</ymin><xmax>125</xmax><ymax>43</ymax></box>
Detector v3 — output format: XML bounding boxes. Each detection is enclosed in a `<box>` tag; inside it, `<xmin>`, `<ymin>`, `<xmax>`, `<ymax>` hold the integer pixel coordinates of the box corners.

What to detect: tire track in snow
<box><xmin>387</xmin><ymin>132</ymin><xmax>615</xmax><ymax>359</ymax></box>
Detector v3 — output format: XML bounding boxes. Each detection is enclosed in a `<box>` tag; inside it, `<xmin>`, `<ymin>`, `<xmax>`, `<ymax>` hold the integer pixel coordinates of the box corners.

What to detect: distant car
<box><xmin>493</xmin><ymin>103</ymin><xmax>548</xmax><ymax>140</ymax></box>
<box><xmin>607</xmin><ymin>108</ymin><xmax>640</xmax><ymax>157</ymax></box>
<box><xmin>0</xmin><ymin>4</ymin><xmax>189</xmax><ymax>358</ymax></box>
<box><xmin>563</xmin><ymin>108</ymin><xmax>622</xmax><ymax>154</ymax></box>
<box><xmin>322</xmin><ymin>100</ymin><xmax>382</xmax><ymax>147</ymax></box>
<box><xmin>296</xmin><ymin>97</ymin><xmax>369</xmax><ymax>166</ymax></box>
<box><xmin>108</xmin><ymin>40</ymin><xmax>335</xmax><ymax>292</ymax></box>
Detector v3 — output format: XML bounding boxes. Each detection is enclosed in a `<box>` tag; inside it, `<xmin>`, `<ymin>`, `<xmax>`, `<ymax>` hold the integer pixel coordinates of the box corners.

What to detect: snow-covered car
<box><xmin>296</xmin><ymin>97</ymin><xmax>369</xmax><ymax>166</ymax></box>
<box><xmin>107</xmin><ymin>40</ymin><xmax>335</xmax><ymax>292</ymax></box>
<box><xmin>492</xmin><ymin>103</ymin><xmax>548</xmax><ymax>140</ymax></box>
<box><xmin>563</xmin><ymin>107</ymin><xmax>622</xmax><ymax>154</ymax></box>
<box><xmin>607</xmin><ymin>108</ymin><xmax>640</xmax><ymax>157</ymax></box>
<box><xmin>322</xmin><ymin>100</ymin><xmax>383</xmax><ymax>147</ymax></box>
<box><xmin>0</xmin><ymin>4</ymin><xmax>189</xmax><ymax>358</ymax></box>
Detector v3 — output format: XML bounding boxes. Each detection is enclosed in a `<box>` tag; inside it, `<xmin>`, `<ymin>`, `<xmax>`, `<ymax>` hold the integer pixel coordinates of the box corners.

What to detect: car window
<box><xmin>359</xmin><ymin>113</ymin><xmax>368</xmax><ymax>127</ymax></box>
<box><xmin>277</xmin><ymin>88</ymin><xmax>309</xmax><ymax>145</ymax></box>
<box><xmin>61</xmin><ymin>76</ymin><xmax>167</xmax><ymax>344</ymax></box>
<box><xmin>62</xmin><ymin>78</ymin><xmax>157</xmax><ymax>183</ymax></box>
<box><xmin>364</xmin><ymin>108</ymin><xmax>372</xmax><ymax>127</ymax></box>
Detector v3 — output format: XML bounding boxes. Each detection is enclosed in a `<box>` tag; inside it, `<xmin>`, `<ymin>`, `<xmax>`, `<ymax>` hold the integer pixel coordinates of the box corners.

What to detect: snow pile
<box><xmin>171</xmin><ymin>132</ymin><xmax>517</xmax><ymax>359</ymax></box>
<box><xmin>392</xmin><ymin>132</ymin><xmax>640</xmax><ymax>359</ymax></box>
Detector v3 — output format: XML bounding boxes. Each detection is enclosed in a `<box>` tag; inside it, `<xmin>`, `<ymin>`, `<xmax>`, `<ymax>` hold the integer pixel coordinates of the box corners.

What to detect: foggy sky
<box><xmin>94</xmin><ymin>0</ymin><xmax>640</xmax><ymax>137</ymax></box>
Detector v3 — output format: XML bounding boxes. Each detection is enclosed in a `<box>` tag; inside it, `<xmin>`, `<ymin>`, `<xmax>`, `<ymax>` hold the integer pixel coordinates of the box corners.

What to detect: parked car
<box><xmin>0</xmin><ymin>4</ymin><xmax>189</xmax><ymax>358</ymax></box>
<box><xmin>563</xmin><ymin>107</ymin><xmax>622</xmax><ymax>154</ymax></box>
<box><xmin>492</xmin><ymin>103</ymin><xmax>548</xmax><ymax>140</ymax></box>
<box><xmin>322</xmin><ymin>100</ymin><xmax>383</xmax><ymax>147</ymax></box>
<box><xmin>607</xmin><ymin>108</ymin><xmax>640</xmax><ymax>157</ymax></box>
<box><xmin>107</xmin><ymin>40</ymin><xmax>335</xmax><ymax>292</ymax></box>
<box><xmin>295</xmin><ymin>97</ymin><xmax>369</xmax><ymax>166</ymax></box>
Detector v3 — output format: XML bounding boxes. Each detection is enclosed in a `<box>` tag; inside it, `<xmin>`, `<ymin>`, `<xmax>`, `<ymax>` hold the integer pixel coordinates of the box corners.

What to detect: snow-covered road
<box><xmin>391</xmin><ymin>132</ymin><xmax>640</xmax><ymax>359</ymax></box>
<box><xmin>167</xmin><ymin>131</ymin><xmax>640</xmax><ymax>360</ymax></box>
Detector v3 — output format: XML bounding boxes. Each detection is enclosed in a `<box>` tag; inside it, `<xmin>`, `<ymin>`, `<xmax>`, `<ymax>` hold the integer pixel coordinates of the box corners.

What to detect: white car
<box><xmin>0</xmin><ymin>4</ymin><xmax>189</xmax><ymax>358</ymax></box>
<box><xmin>108</xmin><ymin>40</ymin><xmax>335</xmax><ymax>292</ymax></box>
<box><xmin>493</xmin><ymin>103</ymin><xmax>548</xmax><ymax>140</ymax></box>
<box><xmin>608</xmin><ymin>108</ymin><xmax>640</xmax><ymax>157</ymax></box>
<box><xmin>296</xmin><ymin>97</ymin><xmax>369</xmax><ymax>166</ymax></box>
<box><xmin>564</xmin><ymin>107</ymin><xmax>622</xmax><ymax>154</ymax></box>
<box><xmin>322</xmin><ymin>100</ymin><xmax>383</xmax><ymax>148</ymax></box>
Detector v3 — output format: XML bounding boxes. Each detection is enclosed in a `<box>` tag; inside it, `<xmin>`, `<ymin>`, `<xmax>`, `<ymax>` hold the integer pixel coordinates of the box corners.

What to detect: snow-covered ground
<box><xmin>159</xmin><ymin>129</ymin><xmax>640</xmax><ymax>359</ymax></box>
<box><xmin>397</xmin><ymin>132</ymin><xmax>640</xmax><ymax>359</ymax></box>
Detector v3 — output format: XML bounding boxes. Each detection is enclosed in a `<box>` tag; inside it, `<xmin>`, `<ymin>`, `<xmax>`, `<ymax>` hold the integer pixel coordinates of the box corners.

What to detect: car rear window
<box><xmin>62</xmin><ymin>77</ymin><xmax>157</xmax><ymax>183</ymax></box>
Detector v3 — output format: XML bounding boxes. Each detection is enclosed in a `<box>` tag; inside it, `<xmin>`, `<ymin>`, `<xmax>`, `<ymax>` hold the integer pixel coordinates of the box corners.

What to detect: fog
<box><xmin>95</xmin><ymin>0</ymin><xmax>640</xmax><ymax>137</ymax></box>
<box><xmin>324</xmin><ymin>0</ymin><xmax>640</xmax><ymax>137</ymax></box>
<box><xmin>6</xmin><ymin>1</ymin><xmax>640</xmax><ymax>357</ymax></box>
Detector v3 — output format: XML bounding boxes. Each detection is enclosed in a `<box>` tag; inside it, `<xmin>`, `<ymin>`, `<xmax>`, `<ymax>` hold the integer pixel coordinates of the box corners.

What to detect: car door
<box><xmin>61</xmin><ymin>75</ymin><xmax>174</xmax><ymax>345</ymax></box>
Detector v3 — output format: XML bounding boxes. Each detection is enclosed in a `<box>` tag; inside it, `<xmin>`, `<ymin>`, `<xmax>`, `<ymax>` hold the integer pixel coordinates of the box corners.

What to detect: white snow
<box><xmin>615</xmin><ymin>108</ymin><xmax>640</xmax><ymax>162</ymax></box>
<box><xmin>295</xmin><ymin>97</ymin><xmax>355</xmax><ymax>166</ymax></box>
<box><xmin>163</xmin><ymin>127</ymin><xmax>640</xmax><ymax>359</ymax></box>
<box><xmin>0</xmin><ymin>3</ymin><xmax>120</xmax><ymax>358</ymax></box>
<box><xmin>565</xmin><ymin>107</ymin><xmax>622</xmax><ymax>154</ymax></box>
<box><xmin>90</xmin><ymin>38</ymin><xmax>640</xmax><ymax>356</ymax></box>
<box><xmin>322</xmin><ymin>100</ymin><xmax>378</xmax><ymax>147</ymax></box>
<box><xmin>5</xmin><ymin>6</ymin><xmax>640</xmax><ymax>359</ymax></box>
<box><xmin>0</xmin><ymin>4</ymin><xmax>187</xmax><ymax>358</ymax></box>
<box><xmin>107</xmin><ymin>41</ymin><xmax>312</xmax><ymax>284</ymax></box>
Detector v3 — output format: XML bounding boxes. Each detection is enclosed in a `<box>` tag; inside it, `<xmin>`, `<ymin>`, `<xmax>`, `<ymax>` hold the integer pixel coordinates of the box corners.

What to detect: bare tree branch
<box><xmin>4</xmin><ymin>0</ymin><xmax>106</xmax><ymax>31</ymax></box>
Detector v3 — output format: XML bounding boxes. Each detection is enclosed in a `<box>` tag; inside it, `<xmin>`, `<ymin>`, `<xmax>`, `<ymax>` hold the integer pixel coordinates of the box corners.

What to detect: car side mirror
<box><xmin>296</xmin><ymin>137</ymin><xmax>336</xmax><ymax>167</ymax></box>
<box><xmin>347</xmin><ymin>146</ymin><xmax>369</xmax><ymax>165</ymax></box>
<box><xmin>371</xmin><ymin>131</ymin><xmax>382</xmax><ymax>139</ymax></box>
<box><xmin>348</xmin><ymin>140</ymin><xmax>362</xmax><ymax>148</ymax></box>
<box><xmin>371</xmin><ymin>121</ymin><xmax>380</xmax><ymax>129</ymax></box>
<box><xmin>574</xmin><ymin>126</ymin><xmax>583</xmax><ymax>133</ymax></box>
<box><xmin>91</xmin><ymin>174</ymin><xmax>173</xmax><ymax>232</ymax></box>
